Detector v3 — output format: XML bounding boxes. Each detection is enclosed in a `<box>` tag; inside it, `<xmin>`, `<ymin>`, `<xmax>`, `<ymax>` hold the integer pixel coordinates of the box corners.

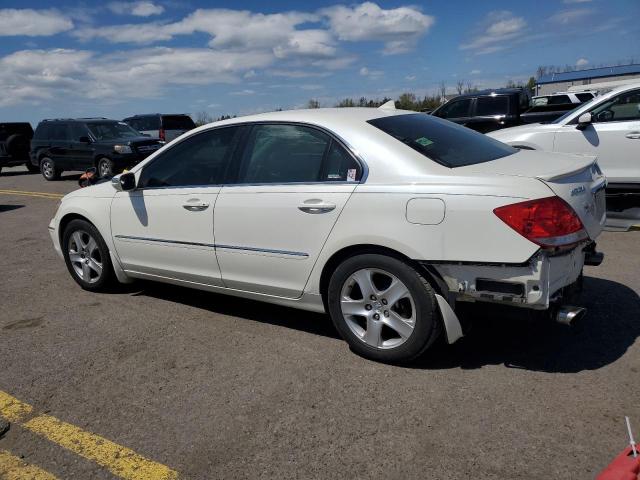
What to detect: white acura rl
<box><xmin>49</xmin><ymin>105</ymin><xmax>606</xmax><ymax>363</ymax></box>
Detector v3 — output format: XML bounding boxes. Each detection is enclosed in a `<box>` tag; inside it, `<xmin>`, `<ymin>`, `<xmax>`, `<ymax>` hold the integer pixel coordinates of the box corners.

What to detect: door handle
<box><xmin>182</xmin><ymin>200</ymin><xmax>210</xmax><ymax>211</ymax></box>
<box><xmin>626</xmin><ymin>132</ymin><xmax>640</xmax><ymax>139</ymax></box>
<box><xmin>298</xmin><ymin>201</ymin><xmax>336</xmax><ymax>214</ymax></box>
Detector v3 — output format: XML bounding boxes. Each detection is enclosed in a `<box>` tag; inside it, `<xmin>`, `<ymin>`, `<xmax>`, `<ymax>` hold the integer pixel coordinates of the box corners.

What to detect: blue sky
<box><xmin>0</xmin><ymin>0</ymin><xmax>638</xmax><ymax>124</ymax></box>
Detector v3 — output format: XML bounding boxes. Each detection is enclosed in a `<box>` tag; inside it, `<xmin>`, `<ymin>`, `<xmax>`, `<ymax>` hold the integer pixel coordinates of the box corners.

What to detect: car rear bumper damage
<box><xmin>423</xmin><ymin>242</ymin><xmax>602</xmax><ymax>343</ymax></box>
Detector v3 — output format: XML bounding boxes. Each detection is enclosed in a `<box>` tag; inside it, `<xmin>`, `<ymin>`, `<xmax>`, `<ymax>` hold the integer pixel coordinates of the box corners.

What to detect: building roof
<box><xmin>537</xmin><ymin>64</ymin><xmax>640</xmax><ymax>84</ymax></box>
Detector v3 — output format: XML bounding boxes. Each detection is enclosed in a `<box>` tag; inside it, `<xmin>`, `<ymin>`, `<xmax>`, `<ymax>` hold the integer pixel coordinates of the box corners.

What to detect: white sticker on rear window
<box><xmin>347</xmin><ymin>169</ymin><xmax>357</xmax><ymax>182</ymax></box>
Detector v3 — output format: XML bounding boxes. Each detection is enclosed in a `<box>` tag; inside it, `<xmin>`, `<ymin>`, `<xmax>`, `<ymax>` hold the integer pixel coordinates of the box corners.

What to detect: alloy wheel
<box><xmin>99</xmin><ymin>159</ymin><xmax>111</xmax><ymax>177</ymax></box>
<box><xmin>68</xmin><ymin>230</ymin><xmax>103</xmax><ymax>283</ymax></box>
<box><xmin>41</xmin><ymin>159</ymin><xmax>53</xmax><ymax>179</ymax></box>
<box><xmin>340</xmin><ymin>268</ymin><xmax>416</xmax><ymax>349</ymax></box>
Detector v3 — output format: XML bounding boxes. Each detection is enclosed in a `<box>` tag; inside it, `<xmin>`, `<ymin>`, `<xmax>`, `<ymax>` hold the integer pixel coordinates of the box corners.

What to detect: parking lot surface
<box><xmin>1</xmin><ymin>166</ymin><xmax>639</xmax><ymax>479</ymax></box>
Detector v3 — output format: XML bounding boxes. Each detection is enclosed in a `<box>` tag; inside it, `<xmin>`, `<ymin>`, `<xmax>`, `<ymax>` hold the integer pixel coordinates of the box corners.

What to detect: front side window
<box><xmin>367</xmin><ymin>113</ymin><xmax>516</xmax><ymax>168</ymax></box>
<box><xmin>88</xmin><ymin>122</ymin><xmax>140</xmax><ymax>140</ymax></box>
<box><xmin>138</xmin><ymin>127</ymin><xmax>240</xmax><ymax>188</ymax></box>
<box><xmin>436</xmin><ymin>99</ymin><xmax>471</xmax><ymax>119</ymax></box>
<box><xmin>238</xmin><ymin>124</ymin><xmax>329</xmax><ymax>184</ymax></box>
<box><xmin>475</xmin><ymin>96</ymin><xmax>509</xmax><ymax>116</ymax></box>
<box><xmin>590</xmin><ymin>89</ymin><xmax>640</xmax><ymax>122</ymax></box>
<box><xmin>70</xmin><ymin>123</ymin><xmax>89</xmax><ymax>141</ymax></box>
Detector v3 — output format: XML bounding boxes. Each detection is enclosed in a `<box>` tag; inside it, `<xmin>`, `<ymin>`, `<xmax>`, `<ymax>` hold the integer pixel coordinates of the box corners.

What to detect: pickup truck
<box><xmin>0</xmin><ymin>122</ymin><xmax>36</xmax><ymax>175</ymax></box>
<box><xmin>431</xmin><ymin>88</ymin><xmax>582</xmax><ymax>133</ymax></box>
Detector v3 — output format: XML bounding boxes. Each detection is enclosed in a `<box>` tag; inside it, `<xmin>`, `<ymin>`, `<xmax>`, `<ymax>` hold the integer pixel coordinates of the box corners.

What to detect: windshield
<box><xmin>88</xmin><ymin>122</ymin><xmax>141</xmax><ymax>140</ymax></box>
<box><xmin>367</xmin><ymin>113</ymin><xmax>516</xmax><ymax>168</ymax></box>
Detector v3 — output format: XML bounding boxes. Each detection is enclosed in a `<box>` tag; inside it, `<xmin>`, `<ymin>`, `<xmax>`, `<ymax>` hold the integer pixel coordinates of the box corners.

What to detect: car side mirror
<box><xmin>79</xmin><ymin>136</ymin><xmax>91</xmax><ymax>143</ymax></box>
<box><xmin>112</xmin><ymin>172</ymin><xmax>136</xmax><ymax>191</ymax></box>
<box><xmin>576</xmin><ymin>112</ymin><xmax>592</xmax><ymax>130</ymax></box>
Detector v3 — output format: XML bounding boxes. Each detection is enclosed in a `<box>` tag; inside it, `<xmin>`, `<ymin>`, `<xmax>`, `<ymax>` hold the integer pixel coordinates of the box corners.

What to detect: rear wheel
<box><xmin>327</xmin><ymin>254</ymin><xmax>441</xmax><ymax>363</ymax></box>
<box><xmin>40</xmin><ymin>157</ymin><xmax>61</xmax><ymax>181</ymax></box>
<box><xmin>62</xmin><ymin>219</ymin><xmax>114</xmax><ymax>291</ymax></box>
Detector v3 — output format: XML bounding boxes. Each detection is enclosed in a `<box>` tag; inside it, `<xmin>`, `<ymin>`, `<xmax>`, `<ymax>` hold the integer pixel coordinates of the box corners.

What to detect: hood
<box><xmin>94</xmin><ymin>136</ymin><xmax>160</xmax><ymax>146</ymax></box>
<box><xmin>488</xmin><ymin>122</ymin><xmax>557</xmax><ymax>140</ymax></box>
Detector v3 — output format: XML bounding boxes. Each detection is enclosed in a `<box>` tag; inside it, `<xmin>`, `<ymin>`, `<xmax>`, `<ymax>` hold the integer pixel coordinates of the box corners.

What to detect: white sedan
<box><xmin>49</xmin><ymin>106</ymin><xmax>606</xmax><ymax>363</ymax></box>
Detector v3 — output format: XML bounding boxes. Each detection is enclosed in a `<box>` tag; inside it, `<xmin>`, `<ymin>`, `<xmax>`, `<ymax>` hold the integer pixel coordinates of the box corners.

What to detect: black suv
<box><xmin>30</xmin><ymin>118</ymin><xmax>162</xmax><ymax>180</ymax></box>
<box><xmin>0</xmin><ymin>122</ymin><xmax>36</xmax><ymax>175</ymax></box>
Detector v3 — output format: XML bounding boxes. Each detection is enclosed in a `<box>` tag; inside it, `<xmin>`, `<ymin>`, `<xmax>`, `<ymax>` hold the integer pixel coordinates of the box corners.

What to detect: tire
<box><xmin>327</xmin><ymin>254</ymin><xmax>441</xmax><ymax>364</ymax></box>
<box><xmin>97</xmin><ymin>157</ymin><xmax>113</xmax><ymax>177</ymax></box>
<box><xmin>40</xmin><ymin>157</ymin><xmax>61</xmax><ymax>181</ymax></box>
<box><xmin>25</xmin><ymin>162</ymin><xmax>39</xmax><ymax>173</ymax></box>
<box><xmin>62</xmin><ymin>219</ymin><xmax>114</xmax><ymax>291</ymax></box>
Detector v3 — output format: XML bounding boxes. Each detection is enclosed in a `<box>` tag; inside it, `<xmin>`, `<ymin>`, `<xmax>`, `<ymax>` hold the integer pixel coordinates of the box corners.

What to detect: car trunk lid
<box><xmin>464</xmin><ymin>150</ymin><xmax>606</xmax><ymax>239</ymax></box>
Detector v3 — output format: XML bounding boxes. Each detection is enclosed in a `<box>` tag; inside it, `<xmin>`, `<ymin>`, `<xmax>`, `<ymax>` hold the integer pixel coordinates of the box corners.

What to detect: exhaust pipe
<box><xmin>555</xmin><ymin>305</ymin><xmax>587</xmax><ymax>327</ymax></box>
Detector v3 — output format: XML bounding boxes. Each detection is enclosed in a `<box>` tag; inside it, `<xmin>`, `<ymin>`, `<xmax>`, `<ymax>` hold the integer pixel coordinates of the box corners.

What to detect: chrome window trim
<box><xmin>114</xmin><ymin>235</ymin><xmax>309</xmax><ymax>258</ymax></box>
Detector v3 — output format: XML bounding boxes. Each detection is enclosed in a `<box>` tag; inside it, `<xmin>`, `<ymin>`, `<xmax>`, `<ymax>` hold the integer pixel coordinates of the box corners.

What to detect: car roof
<box><xmin>448</xmin><ymin>88</ymin><xmax>525</xmax><ymax>100</ymax></box>
<box><xmin>124</xmin><ymin>113</ymin><xmax>190</xmax><ymax>118</ymax></box>
<box><xmin>40</xmin><ymin>118</ymin><xmax>117</xmax><ymax>123</ymax></box>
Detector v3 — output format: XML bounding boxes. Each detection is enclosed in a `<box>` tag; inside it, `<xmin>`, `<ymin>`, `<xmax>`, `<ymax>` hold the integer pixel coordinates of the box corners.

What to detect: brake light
<box><xmin>493</xmin><ymin>196</ymin><xmax>588</xmax><ymax>248</ymax></box>
<box><xmin>158</xmin><ymin>128</ymin><xmax>165</xmax><ymax>141</ymax></box>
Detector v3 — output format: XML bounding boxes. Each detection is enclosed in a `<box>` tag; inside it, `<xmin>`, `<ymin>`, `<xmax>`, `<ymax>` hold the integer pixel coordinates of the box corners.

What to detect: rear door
<box><xmin>433</xmin><ymin>98</ymin><xmax>472</xmax><ymax>127</ymax></box>
<box><xmin>214</xmin><ymin>123</ymin><xmax>362</xmax><ymax>298</ymax></box>
<box><xmin>466</xmin><ymin>95</ymin><xmax>510</xmax><ymax>133</ymax></box>
<box><xmin>161</xmin><ymin>115</ymin><xmax>196</xmax><ymax>142</ymax></box>
<box><xmin>48</xmin><ymin>123</ymin><xmax>71</xmax><ymax>168</ymax></box>
<box><xmin>554</xmin><ymin>88</ymin><xmax>640</xmax><ymax>184</ymax></box>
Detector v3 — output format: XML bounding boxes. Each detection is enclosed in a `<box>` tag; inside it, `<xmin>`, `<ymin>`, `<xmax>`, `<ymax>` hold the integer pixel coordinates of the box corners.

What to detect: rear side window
<box><xmin>162</xmin><ymin>115</ymin><xmax>196</xmax><ymax>130</ymax></box>
<box><xmin>576</xmin><ymin>93</ymin><xmax>595</xmax><ymax>103</ymax></box>
<box><xmin>435</xmin><ymin>99</ymin><xmax>471</xmax><ymax>119</ymax></box>
<box><xmin>548</xmin><ymin>95</ymin><xmax>571</xmax><ymax>105</ymax></box>
<box><xmin>475</xmin><ymin>96</ymin><xmax>509</xmax><ymax>116</ymax></box>
<box><xmin>367</xmin><ymin>113</ymin><xmax>517</xmax><ymax>168</ymax></box>
<box><xmin>49</xmin><ymin>123</ymin><xmax>70</xmax><ymax>141</ymax></box>
<box><xmin>323</xmin><ymin>141</ymin><xmax>361</xmax><ymax>182</ymax></box>
<box><xmin>131</xmin><ymin>116</ymin><xmax>160</xmax><ymax>131</ymax></box>
<box><xmin>238</xmin><ymin>124</ymin><xmax>328</xmax><ymax>184</ymax></box>
<box><xmin>34</xmin><ymin>124</ymin><xmax>51</xmax><ymax>140</ymax></box>
<box><xmin>138</xmin><ymin>127</ymin><xmax>240</xmax><ymax>188</ymax></box>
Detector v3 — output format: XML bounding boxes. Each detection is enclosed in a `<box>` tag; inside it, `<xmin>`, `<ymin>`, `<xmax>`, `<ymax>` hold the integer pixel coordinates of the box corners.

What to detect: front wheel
<box><xmin>97</xmin><ymin>157</ymin><xmax>113</xmax><ymax>177</ymax></box>
<box><xmin>62</xmin><ymin>219</ymin><xmax>114</xmax><ymax>291</ymax></box>
<box><xmin>40</xmin><ymin>157</ymin><xmax>61</xmax><ymax>181</ymax></box>
<box><xmin>327</xmin><ymin>254</ymin><xmax>441</xmax><ymax>363</ymax></box>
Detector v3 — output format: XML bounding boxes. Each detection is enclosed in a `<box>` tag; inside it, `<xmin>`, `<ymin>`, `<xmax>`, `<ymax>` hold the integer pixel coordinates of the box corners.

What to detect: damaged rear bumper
<box><xmin>424</xmin><ymin>242</ymin><xmax>602</xmax><ymax>343</ymax></box>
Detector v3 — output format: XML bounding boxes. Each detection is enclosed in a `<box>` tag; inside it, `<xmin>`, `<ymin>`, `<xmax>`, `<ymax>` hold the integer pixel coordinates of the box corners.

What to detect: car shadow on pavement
<box><xmin>416</xmin><ymin>276</ymin><xmax>640</xmax><ymax>373</ymax></box>
<box><xmin>134</xmin><ymin>281</ymin><xmax>341</xmax><ymax>340</ymax></box>
<box><xmin>133</xmin><ymin>276</ymin><xmax>638</xmax><ymax>372</ymax></box>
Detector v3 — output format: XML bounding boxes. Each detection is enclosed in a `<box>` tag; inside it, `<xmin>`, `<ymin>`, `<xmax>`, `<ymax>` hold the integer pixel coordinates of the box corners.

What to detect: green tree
<box><xmin>307</xmin><ymin>99</ymin><xmax>320</xmax><ymax>109</ymax></box>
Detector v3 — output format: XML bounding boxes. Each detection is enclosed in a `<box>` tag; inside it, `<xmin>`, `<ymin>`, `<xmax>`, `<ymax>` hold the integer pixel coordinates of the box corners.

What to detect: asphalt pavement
<box><xmin>1</xmin><ymin>166</ymin><xmax>639</xmax><ymax>479</ymax></box>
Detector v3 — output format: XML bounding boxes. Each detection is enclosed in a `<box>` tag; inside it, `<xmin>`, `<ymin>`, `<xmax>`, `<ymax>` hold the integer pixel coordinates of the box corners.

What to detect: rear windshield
<box><xmin>162</xmin><ymin>115</ymin><xmax>196</xmax><ymax>130</ymax></box>
<box><xmin>367</xmin><ymin>113</ymin><xmax>516</xmax><ymax>168</ymax></box>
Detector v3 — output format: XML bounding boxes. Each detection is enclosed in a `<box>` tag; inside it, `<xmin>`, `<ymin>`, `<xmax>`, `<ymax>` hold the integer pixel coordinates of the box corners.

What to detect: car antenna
<box><xmin>378</xmin><ymin>100</ymin><xmax>396</xmax><ymax>110</ymax></box>
<box><xmin>626</xmin><ymin>416</ymin><xmax>638</xmax><ymax>458</ymax></box>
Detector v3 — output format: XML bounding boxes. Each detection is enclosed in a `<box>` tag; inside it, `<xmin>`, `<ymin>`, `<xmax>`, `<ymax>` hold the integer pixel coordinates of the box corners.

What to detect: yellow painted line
<box><xmin>0</xmin><ymin>391</ymin><xmax>32</xmax><ymax>423</ymax></box>
<box><xmin>0</xmin><ymin>189</ymin><xmax>63</xmax><ymax>199</ymax></box>
<box><xmin>0</xmin><ymin>392</ymin><xmax>178</xmax><ymax>480</ymax></box>
<box><xmin>0</xmin><ymin>450</ymin><xmax>59</xmax><ymax>480</ymax></box>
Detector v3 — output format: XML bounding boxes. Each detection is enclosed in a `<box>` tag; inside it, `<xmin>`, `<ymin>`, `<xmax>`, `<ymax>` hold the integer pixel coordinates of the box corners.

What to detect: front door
<box><xmin>110</xmin><ymin>126</ymin><xmax>241</xmax><ymax>285</ymax></box>
<box><xmin>214</xmin><ymin>123</ymin><xmax>363</xmax><ymax>298</ymax></box>
<box><xmin>554</xmin><ymin>88</ymin><xmax>640</xmax><ymax>184</ymax></box>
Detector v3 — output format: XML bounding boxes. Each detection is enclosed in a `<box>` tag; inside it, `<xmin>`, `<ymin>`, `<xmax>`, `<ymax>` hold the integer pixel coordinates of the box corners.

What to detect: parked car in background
<box><xmin>0</xmin><ymin>122</ymin><xmax>36</xmax><ymax>175</ymax></box>
<box><xmin>31</xmin><ymin>118</ymin><xmax>163</xmax><ymax>180</ymax></box>
<box><xmin>531</xmin><ymin>91</ymin><xmax>597</xmax><ymax>106</ymax></box>
<box><xmin>123</xmin><ymin>114</ymin><xmax>196</xmax><ymax>143</ymax></box>
<box><xmin>489</xmin><ymin>83</ymin><xmax>640</xmax><ymax>223</ymax></box>
<box><xmin>432</xmin><ymin>88</ymin><xmax>582</xmax><ymax>133</ymax></box>
<box><xmin>49</xmin><ymin>106</ymin><xmax>604</xmax><ymax>363</ymax></box>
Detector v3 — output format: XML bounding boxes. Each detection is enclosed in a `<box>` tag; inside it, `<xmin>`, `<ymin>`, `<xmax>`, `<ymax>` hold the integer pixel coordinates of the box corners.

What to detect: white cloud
<box><xmin>576</xmin><ymin>58</ymin><xmax>589</xmax><ymax>66</ymax></box>
<box><xmin>321</xmin><ymin>2</ymin><xmax>434</xmax><ymax>54</ymax></box>
<box><xmin>229</xmin><ymin>89</ymin><xmax>256</xmax><ymax>96</ymax></box>
<box><xmin>470</xmin><ymin>69</ymin><xmax>481</xmax><ymax>75</ymax></box>
<box><xmin>0</xmin><ymin>47</ymin><xmax>274</xmax><ymax>106</ymax></box>
<box><xmin>460</xmin><ymin>11</ymin><xmax>526</xmax><ymax>54</ymax></box>
<box><xmin>0</xmin><ymin>9</ymin><xmax>73</xmax><ymax>37</ymax></box>
<box><xmin>405</xmin><ymin>75</ymin><xmax>416</xmax><ymax>81</ymax></box>
<box><xmin>548</xmin><ymin>8</ymin><xmax>593</xmax><ymax>25</ymax></box>
<box><xmin>359</xmin><ymin>66</ymin><xmax>383</xmax><ymax>78</ymax></box>
<box><xmin>108</xmin><ymin>1</ymin><xmax>165</xmax><ymax>17</ymax></box>
<box><xmin>563</xmin><ymin>0</ymin><xmax>591</xmax><ymax>3</ymax></box>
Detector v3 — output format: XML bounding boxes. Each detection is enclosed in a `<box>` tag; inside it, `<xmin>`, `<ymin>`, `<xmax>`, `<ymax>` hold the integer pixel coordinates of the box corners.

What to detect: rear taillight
<box><xmin>493</xmin><ymin>196</ymin><xmax>588</xmax><ymax>248</ymax></box>
<box><xmin>158</xmin><ymin>128</ymin><xmax>165</xmax><ymax>141</ymax></box>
